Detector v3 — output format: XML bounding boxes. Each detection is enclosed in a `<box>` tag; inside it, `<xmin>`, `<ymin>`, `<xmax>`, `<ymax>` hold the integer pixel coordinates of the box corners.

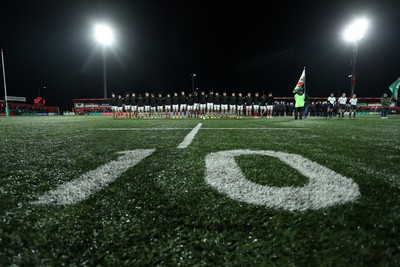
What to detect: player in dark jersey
<box><xmin>229</xmin><ymin>92</ymin><xmax>237</xmax><ymax>118</ymax></box>
<box><xmin>179</xmin><ymin>91</ymin><xmax>187</xmax><ymax>118</ymax></box>
<box><xmin>253</xmin><ymin>92</ymin><xmax>260</xmax><ymax>117</ymax></box>
<box><xmin>172</xmin><ymin>92</ymin><xmax>180</xmax><ymax>118</ymax></box>
<box><xmin>144</xmin><ymin>92</ymin><xmax>150</xmax><ymax>118</ymax></box>
<box><xmin>213</xmin><ymin>92</ymin><xmax>221</xmax><ymax>118</ymax></box>
<box><xmin>187</xmin><ymin>93</ymin><xmax>194</xmax><ymax>118</ymax></box>
<box><xmin>109</xmin><ymin>92</ymin><xmax>117</xmax><ymax>119</ymax></box>
<box><xmin>137</xmin><ymin>94</ymin><xmax>144</xmax><ymax>118</ymax></box>
<box><xmin>157</xmin><ymin>93</ymin><xmax>164</xmax><ymax>118</ymax></box>
<box><xmin>117</xmin><ymin>94</ymin><xmax>124</xmax><ymax>119</ymax></box>
<box><xmin>221</xmin><ymin>92</ymin><xmax>229</xmax><ymax>119</ymax></box>
<box><xmin>124</xmin><ymin>93</ymin><xmax>131</xmax><ymax>118</ymax></box>
<box><xmin>260</xmin><ymin>94</ymin><xmax>267</xmax><ymax>118</ymax></box>
<box><xmin>266</xmin><ymin>92</ymin><xmax>274</xmax><ymax>118</ymax></box>
<box><xmin>245</xmin><ymin>93</ymin><xmax>253</xmax><ymax>117</ymax></box>
<box><xmin>165</xmin><ymin>94</ymin><xmax>172</xmax><ymax>119</ymax></box>
<box><xmin>206</xmin><ymin>91</ymin><xmax>214</xmax><ymax>117</ymax></box>
<box><xmin>193</xmin><ymin>91</ymin><xmax>199</xmax><ymax>118</ymax></box>
<box><xmin>150</xmin><ymin>93</ymin><xmax>157</xmax><ymax>118</ymax></box>
<box><xmin>130</xmin><ymin>93</ymin><xmax>137</xmax><ymax>118</ymax></box>
<box><xmin>199</xmin><ymin>91</ymin><xmax>207</xmax><ymax>118</ymax></box>
<box><xmin>237</xmin><ymin>93</ymin><xmax>244</xmax><ymax>118</ymax></box>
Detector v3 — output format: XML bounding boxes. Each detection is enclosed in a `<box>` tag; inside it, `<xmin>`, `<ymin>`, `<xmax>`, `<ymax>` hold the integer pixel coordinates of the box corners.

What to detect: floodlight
<box><xmin>343</xmin><ymin>18</ymin><xmax>369</xmax><ymax>42</ymax></box>
<box><xmin>343</xmin><ymin>18</ymin><xmax>369</xmax><ymax>97</ymax></box>
<box><xmin>95</xmin><ymin>25</ymin><xmax>113</xmax><ymax>45</ymax></box>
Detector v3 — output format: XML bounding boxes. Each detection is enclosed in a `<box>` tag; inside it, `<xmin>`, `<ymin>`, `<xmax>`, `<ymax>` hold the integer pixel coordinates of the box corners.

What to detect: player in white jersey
<box><xmin>338</xmin><ymin>93</ymin><xmax>347</xmax><ymax>118</ymax></box>
<box><xmin>349</xmin><ymin>94</ymin><xmax>358</xmax><ymax>119</ymax></box>
<box><xmin>327</xmin><ymin>93</ymin><xmax>336</xmax><ymax>118</ymax></box>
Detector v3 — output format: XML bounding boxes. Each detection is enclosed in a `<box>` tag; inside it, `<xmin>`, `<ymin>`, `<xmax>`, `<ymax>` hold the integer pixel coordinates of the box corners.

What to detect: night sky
<box><xmin>1</xmin><ymin>0</ymin><xmax>400</xmax><ymax>110</ymax></box>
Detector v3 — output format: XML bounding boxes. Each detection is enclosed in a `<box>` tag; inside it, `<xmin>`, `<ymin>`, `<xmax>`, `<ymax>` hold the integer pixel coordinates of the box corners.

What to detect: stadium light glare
<box><xmin>343</xmin><ymin>18</ymin><xmax>369</xmax><ymax>97</ymax></box>
<box><xmin>95</xmin><ymin>25</ymin><xmax>113</xmax><ymax>45</ymax></box>
<box><xmin>343</xmin><ymin>18</ymin><xmax>368</xmax><ymax>42</ymax></box>
<box><xmin>94</xmin><ymin>24</ymin><xmax>113</xmax><ymax>98</ymax></box>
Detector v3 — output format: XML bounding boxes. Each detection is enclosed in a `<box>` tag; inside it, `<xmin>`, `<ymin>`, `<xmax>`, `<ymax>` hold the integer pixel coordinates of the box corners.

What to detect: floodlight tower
<box><xmin>343</xmin><ymin>18</ymin><xmax>368</xmax><ymax>97</ymax></box>
<box><xmin>95</xmin><ymin>25</ymin><xmax>113</xmax><ymax>98</ymax></box>
<box><xmin>191</xmin><ymin>73</ymin><xmax>196</xmax><ymax>94</ymax></box>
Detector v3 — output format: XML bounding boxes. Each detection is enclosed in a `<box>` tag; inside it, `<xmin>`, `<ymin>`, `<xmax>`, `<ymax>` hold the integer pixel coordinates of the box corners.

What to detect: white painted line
<box><xmin>205</xmin><ymin>150</ymin><xmax>360</xmax><ymax>211</ymax></box>
<box><xmin>92</xmin><ymin>127</ymin><xmax>307</xmax><ymax>131</ymax></box>
<box><xmin>177</xmin><ymin>123</ymin><xmax>202</xmax><ymax>149</ymax></box>
<box><xmin>201</xmin><ymin>127</ymin><xmax>308</xmax><ymax>130</ymax></box>
<box><xmin>91</xmin><ymin>128</ymin><xmax>193</xmax><ymax>131</ymax></box>
<box><xmin>33</xmin><ymin>149</ymin><xmax>155</xmax><ymax>205</ymax></box>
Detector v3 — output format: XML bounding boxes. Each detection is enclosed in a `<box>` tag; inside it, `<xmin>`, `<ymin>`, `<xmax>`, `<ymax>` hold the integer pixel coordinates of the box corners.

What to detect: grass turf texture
<box><xmin>0</xmin><ymin>115</ymin><xmax>400</xmax><ymax>266</ymax></box>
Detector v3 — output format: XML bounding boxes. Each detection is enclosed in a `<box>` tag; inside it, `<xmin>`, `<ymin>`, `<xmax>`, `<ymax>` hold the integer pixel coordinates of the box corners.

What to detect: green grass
<box><xmin>0</xmin><ymin>115</ymin><xmax>400</xmax><ymax>266</ymax></box>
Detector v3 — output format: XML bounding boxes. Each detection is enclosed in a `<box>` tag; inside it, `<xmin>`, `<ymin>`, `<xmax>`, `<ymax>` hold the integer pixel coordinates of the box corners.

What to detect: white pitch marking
<box><xmin>177</xmin><ymin>123</ymin><xmax>202</xmax><ymax>149</ymax></box>
<box><xmin>33</xmin><ymin>149</ymin><xmax>155</xmax><ymax>205</ymax></box>
<box><xmin>205</xmin><ymin>150</ymin><xmax>360</xmax><ymax>211</ymax></box>
<box><xmin>92</xmin><ymin>127</ymin><xmax>307</xmax><ymax>131</ymax></box>
<box><xmin>201</xmin><ymin>127</ymin><xmax>308</xmax><ymax>130</ymax></box>
<box><xmin>92</xmin><ymin>128</ymin><xmax>194</xmax><ymax>131</ymax></box>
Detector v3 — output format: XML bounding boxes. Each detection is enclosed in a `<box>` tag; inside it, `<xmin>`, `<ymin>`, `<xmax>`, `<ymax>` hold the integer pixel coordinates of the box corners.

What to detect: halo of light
<box><xmin>343</xmin><ymin>18</ymin><xmax>369</xmax><ymax>42</ymax></box>
<box><xmin>95</xmin><ymin>25</ymin><xmax>113</xmax><ymax>45</ymax></box>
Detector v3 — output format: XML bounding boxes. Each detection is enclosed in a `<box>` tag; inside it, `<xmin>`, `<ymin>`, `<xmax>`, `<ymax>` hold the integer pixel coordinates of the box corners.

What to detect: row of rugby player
<box><xmin>109</xmin><ymin>91</ymin><xmax>276</xmax><ymax>118</ymax></box>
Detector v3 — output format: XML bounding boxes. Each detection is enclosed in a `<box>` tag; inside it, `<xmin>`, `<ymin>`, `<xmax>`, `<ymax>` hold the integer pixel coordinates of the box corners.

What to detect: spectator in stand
<box><xmin>310</xmin><ymin>102</ymin><xmax>316</xmax><ymax>116</ymax></box>
<box><xmin>303</xmin><ymin>93</ymin><xmax>309</xmax><ymax>119</ymax></box>
<box><xmin>321</xmin><ymin>101</ymin><xmax>328</xmax><ymax>117</ymax></box>
<box><xmin>380</xmin><ymin>93</ymin><xmax>391</xmax><ymax>119</ymax></box>
<box><xmin>280</xmin><ymin>101</ymin><xmax>286</xmax><ymax>116</ymax></box>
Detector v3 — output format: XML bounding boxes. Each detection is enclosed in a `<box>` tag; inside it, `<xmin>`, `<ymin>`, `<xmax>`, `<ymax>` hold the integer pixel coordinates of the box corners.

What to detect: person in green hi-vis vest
<box><xmin>294</xmin><ymin>89</ymin><xmax>305</xmax><ymax>120</ymax></box>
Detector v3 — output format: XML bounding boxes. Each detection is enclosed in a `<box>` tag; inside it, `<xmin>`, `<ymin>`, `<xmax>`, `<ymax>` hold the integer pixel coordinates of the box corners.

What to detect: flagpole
<box><xmin>303</xmin><ymin>66</ymin><xmax>306</xmax><ymax>94</ymax></box>
<box><xmin>1</xmin><ymin>49</ymin><xmax>9</xmax><ymax>117</ymax></box>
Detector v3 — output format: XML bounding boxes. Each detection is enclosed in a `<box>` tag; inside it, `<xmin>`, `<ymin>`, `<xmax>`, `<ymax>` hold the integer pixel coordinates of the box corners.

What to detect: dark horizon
<box><xmin>1</xmin><ymin>0</ymin><xmax>400</xmax><ymax>111</ymax></box>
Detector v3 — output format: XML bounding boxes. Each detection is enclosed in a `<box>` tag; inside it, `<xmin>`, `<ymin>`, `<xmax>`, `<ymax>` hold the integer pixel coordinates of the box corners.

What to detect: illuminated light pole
<box><xmin>191</xmin><ymin>73</ymin><xmax>196</xmax><ymax>94</ymax></box>
<box><xmin>343</xmin><ymin>18</ymin><xmax>368</xmax><ymax>97</ymax></box>
<box><xmin>95</xmin><ymin>25</ymin><xmax>113</xmax><ymax>98</ymax></box>
<box><xmin>1</xmin><ymin>48</ymin><xmax>9</xmax><ymax>116</ymax></box>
